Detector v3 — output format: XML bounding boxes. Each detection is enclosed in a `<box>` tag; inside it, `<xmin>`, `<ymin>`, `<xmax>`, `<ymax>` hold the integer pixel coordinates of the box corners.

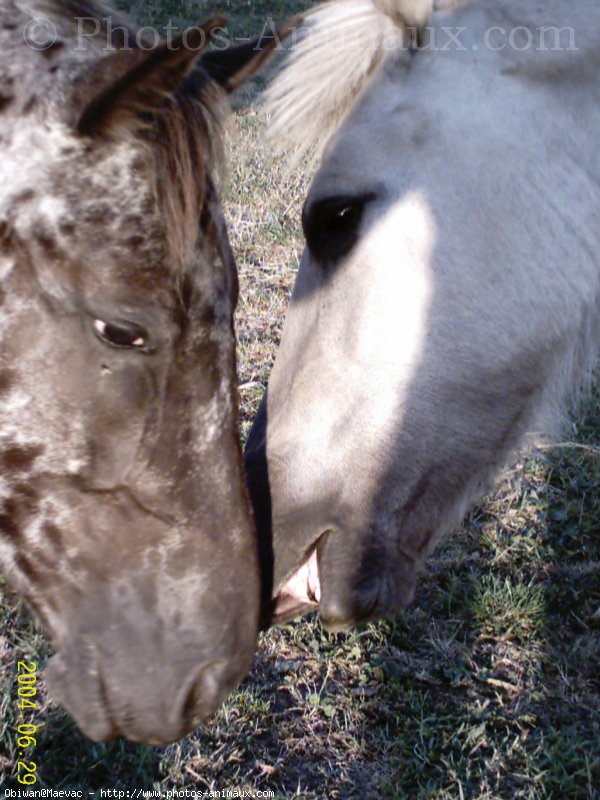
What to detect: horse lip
<box><xmin>266</xmin><ymin>547</ymin><xmax>322</xmax><ymax>627</ymax></box>
<box><xmin>45</xmin><ymin>653</ymin><xmax>120</xmax><ymax>742</ymax></box>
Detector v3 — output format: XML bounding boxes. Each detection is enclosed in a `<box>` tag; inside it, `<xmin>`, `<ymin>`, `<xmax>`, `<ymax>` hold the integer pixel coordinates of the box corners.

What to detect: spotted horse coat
<box><xmin>0</xmin><ymin>0</ymin><xmax>296</xmax><ymax>744</ymax></box>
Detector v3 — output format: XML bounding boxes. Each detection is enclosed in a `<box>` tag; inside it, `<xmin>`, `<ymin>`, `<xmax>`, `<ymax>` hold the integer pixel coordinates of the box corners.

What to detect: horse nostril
<box><xmin>179</xmin><ymin>660</ymin><xmax>233</xmax><ymax>730</ymax></box>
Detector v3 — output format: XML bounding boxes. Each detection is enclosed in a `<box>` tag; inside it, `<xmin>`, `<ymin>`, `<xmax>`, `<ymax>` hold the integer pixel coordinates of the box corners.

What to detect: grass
<box><xmin>2</xmin><ymin>0</ymin><xmax>600</xmax><ymax>797</ymax></box>
<box><xmin>113</xmin><ymin>0</ymin><xmax>316</xmax><ymax>40</ymax></box>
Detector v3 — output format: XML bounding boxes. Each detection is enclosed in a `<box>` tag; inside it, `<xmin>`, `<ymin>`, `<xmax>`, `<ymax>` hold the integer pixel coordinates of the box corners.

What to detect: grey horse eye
<box><xmin>302</xmin><ymin>194</ymin><xmax>374</xmax><ymax>268</ymax></box>
<box><xmin>92</xmin><ymin>319</ymin><xmax>149</xmax><ymax>350</ymax></box>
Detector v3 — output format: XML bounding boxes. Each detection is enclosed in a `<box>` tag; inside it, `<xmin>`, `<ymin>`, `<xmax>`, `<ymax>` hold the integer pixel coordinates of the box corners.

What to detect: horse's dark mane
<box><xmin>3</xmin><ymin>0</ymin><xmax>225</xmax><ymax>269</ymax></box>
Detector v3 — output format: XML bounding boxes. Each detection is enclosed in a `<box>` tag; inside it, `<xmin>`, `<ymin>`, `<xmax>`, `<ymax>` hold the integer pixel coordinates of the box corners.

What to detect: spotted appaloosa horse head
<box><xmin>0</xmin><ymin>0</ymin><xmax>292</xmax><ymax>743</ymax></box>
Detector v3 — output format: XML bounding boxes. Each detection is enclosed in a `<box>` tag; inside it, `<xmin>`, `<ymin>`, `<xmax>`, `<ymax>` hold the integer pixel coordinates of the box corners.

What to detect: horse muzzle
<box><xmin>267</xmin><ymin>527</ymin><xmax>418</xmax><ymax>631</ymax></box>
<box><xmin>45</xmin><ymin>622</ymin><xmax>253</xmax><ymax>745</ymax></box>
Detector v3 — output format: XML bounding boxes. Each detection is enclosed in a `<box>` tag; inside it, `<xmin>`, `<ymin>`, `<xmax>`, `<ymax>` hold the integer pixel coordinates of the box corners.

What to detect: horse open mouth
<box><xmin>269</xmin><ymin>549</ymin><xmax>321</xmax><ymax>625</ymax></box>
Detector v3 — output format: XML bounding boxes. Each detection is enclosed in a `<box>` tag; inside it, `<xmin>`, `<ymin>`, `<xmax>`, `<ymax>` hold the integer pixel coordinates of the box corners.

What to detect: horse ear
<box><xmin>76</xmin><ymin>17</ymin><xmax>226</xmax><ymax>137</ymax></box>
<box><xmin>200</xmin><ymin>17</ymin><xmax>303</xmax><ymax>94</ymax></box>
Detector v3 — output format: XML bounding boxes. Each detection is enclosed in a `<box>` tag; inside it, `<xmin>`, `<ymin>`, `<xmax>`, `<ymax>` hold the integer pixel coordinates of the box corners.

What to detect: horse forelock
<box><xmin>263</xmin><ymin>0</ymin><xmax>408</xmax><ymax>164</ymax></box>
<box><xmin>149</xmin><ymin>85</ymin><xmax>226</xmax><ymax>273</ymax></box>
<box><xmin>1</xmin><ymin>0</ymin><xmax>226</xmax><ymax>273</ymax></box>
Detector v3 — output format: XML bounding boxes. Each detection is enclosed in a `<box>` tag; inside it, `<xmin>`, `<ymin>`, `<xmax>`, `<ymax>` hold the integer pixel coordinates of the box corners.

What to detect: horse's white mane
<box><xmin>263</xmin><ymin>0</ymin><xmax>436</xmax><ymax>163</ymax></box>
<box><xmin>264</xmin><ymin>0</ymin><xmax>596</xmax><ymax>164</ymax></box>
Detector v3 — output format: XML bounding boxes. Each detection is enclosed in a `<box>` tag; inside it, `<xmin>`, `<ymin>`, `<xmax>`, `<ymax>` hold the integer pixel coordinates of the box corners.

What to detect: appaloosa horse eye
<box><xmin>92</xmin><ymin>319</ymin><xmax>149</xmax><ymax>350</ymax></box>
